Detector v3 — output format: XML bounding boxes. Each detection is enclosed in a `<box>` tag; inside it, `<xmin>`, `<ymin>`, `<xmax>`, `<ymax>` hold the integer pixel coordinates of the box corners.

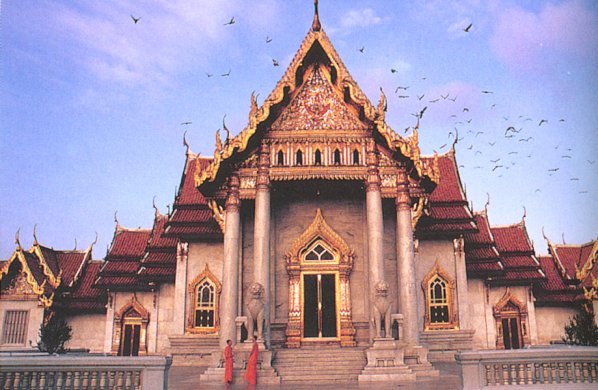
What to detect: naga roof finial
<box><xmin>114</xmin><ymin>210</ymin><xmax>120</xmax><ymax>228</ymax></box>
<box><xmin>152</xmin><ymin>196</ymin><xmax>159</xmax><ymax>217</ymax></box>
<box><xmin>183</xmin><ymin>130</ymin><xmax>191</xmax><ymax>156</ymax></box>
<box><xmin>15</xmin><ymin>227</ymin><xmax>21</xmax><ymax>248</ymax></box>
<box><xmin>484</xmin><ymin>192</ymin><xmax>490</xmax><ymax>212</ymax></box>
<box><xmin>312</xmin><ymin>0</ymin><xmax>321</xmax><ymax>31</ymax></box>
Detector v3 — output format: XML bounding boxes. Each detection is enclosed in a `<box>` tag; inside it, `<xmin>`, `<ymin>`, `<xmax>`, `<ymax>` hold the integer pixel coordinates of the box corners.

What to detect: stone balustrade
<box><xmin>457</xmin><ymin>347</ymin><xmax>598</xmax><ymax>389</ymax></box>
<box><xmin>0</xmin><ymin>354</ymin><xmax>171</xmax><ymax>390</ymax></box>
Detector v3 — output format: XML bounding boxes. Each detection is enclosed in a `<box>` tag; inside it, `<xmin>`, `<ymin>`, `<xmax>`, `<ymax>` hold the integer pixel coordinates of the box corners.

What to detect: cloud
<box><xmin>329</xmin><ymin>8</ymin><xmax>387</xmax><ymax>34</ymax></box>
<box><xmin>490</xmin><ymin>1</ymin><xmax>598</xmax><ymax>71</ymax></box>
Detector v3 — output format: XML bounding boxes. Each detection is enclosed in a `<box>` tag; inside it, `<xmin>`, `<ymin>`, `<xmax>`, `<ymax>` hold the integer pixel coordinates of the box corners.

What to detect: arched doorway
<box><xmin>285</xmin><ymin>209</ymin><xmax>355</xmax><ymax>348</ymax></box>
<box><xmin>113</xmin><ymin>295</ymin><xmax>149</xmax><ymax>356</ymax></box>
<box><xmin>493</xmin><ymin>288</ymin><xmax>530</xmax><ymax>349</ymax></box>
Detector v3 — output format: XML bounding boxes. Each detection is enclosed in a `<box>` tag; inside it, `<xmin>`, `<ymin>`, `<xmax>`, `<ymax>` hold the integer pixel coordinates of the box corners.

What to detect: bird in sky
<box><xmin>429</xmin><ymin>98</ymin><xmax>439</xmax><ymax>103</ymax></box>
<box><xmin>419</xmin><ymin>106</ymin><xmax>428</xmax><ymax>118</ymax></box>
<box><xmin>561</xmin><ymin>155</ymin><xmax>572</xmax><ymax>159</ymax></box>
<box><xmin>481</xmin><ymin>90</ymin><xmax>493</xmax><ymax>94</ymax></box>
<box><xmin>475</xmin><ymin>131</ymin><xmax>484</xmax><ymax>137</ymax></box>
<box><xmin>464</xmin><ymin>23</ymin><xmax>473</xmax><ymax>32</ymax></box>
<box><xmin>180</xmin><ymin>121</ymin><xmax>192</xmax><ymax>126</ymax></box>
<box><xmin>570</xmin><ymin>177</ymin><xmax>579</xmax><ymax>181</ymax></box>
<box><xmin>224</xmin><ymin>17</ymin><xmax>235</xmax><ymax>25</ymax></box>
<box><xmin>417</xmin><ymin>94</ymin><xmax>425</xmax><ymax>100</ymax></box>
<box><xmin>490</xmin><ymin>158</ymin><xmax>501</xmax><ymax>163</ymax></box>
<box><xmin>439</xmin><ymin>143</ymin><xmax>447</xmax><ymax>149</ymax></box>
<box><xmin>519</xmin><ymin>137</ymin><xmax>533</xmax><ymax>142</ymax></box>
<box><xmin>395</xmin><ymin>86</ymin><xmax>409</xmax><ymax>92</ymax></box>
<box><xmin>538</xmin><ymin>119</ymin><xmax>548</xmax><ymax>126</ymax></box>
<box><xmin>398</xmin><ymin>95</ymin><xmax>409</xmax><ymax>99</ymax></box>
<box><xmin>206</xmin><ymin>72</ymin><xmax>213</xmax><ymax>78</ymax></box>
<box><xmin>221</xmin><ymin>69</ymin><xmax>231</xmax><ymax>77</ymax></box>
<box><xmin>449</xmin><ymin>96</ymin><xmax>457</xmax><ymax>102</ymax></box>
<box><xmin>587</xmin><ymin>160</ymin><xmax>595</xmax><ymax>164</ymax></box>
<box><xmin>358</xmin><ymin>46</ymin><xmax>365</xmax><ymax>53</ymax></box>
<box><xmin>441</xmin><ymin>93</ymin><xmax>449</xmax><ymax>100</ymax></box>
<box><xmin>548</xmin><ymin>168</ymin><xmax>560</xmax><ymax>172</ymax></box>
<box><xmin>488</xmin><ymin>141</ymin><xmax>496</xmax><ymax>146</ymax></box>
<box><xmin>492</xmin><ymin>165</ymin><xmax>503</xmax><ymax>171</ymax></box>
<box><xmin>272</xmin><ymin>59</ymin><xmax>279</xmax><ymax>67</ymax></box>
<box><xmin>390</xmin><ymin>68</ymin><xmax>397</xmax><ymax>73</ymax></box>
<box><xmin>508</xmin><ymin>151</ymin><xmax>518</xmax><ymax>155</ymax></box>
<box><xmin>463</xmin><ymin>107</ymin><xmax>469</xmax><ymax>112</ymax></box>
<box><xmin>265</xmin><ymin>36</ymin><xmax>272</xmax><ymax>43</ymax></box>
<box><xmin>131</xmin><ymin>15</ymin><xmax>141</xmax><ymax>24</ymax></box>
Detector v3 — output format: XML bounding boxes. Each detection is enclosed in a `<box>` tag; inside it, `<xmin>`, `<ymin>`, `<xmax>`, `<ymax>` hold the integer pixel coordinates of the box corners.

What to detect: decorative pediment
<box><xmin>115</xmin><ymin>294</ymin><xmax>149</xmax><ymax>322</ymax></box>
<box><xmin>285</xmin><ymin>208</ymin><xmax>354</xmax><ymax>270</ymax></box>
<box><xmin>271</xmin><ymin>65</ymin><xmax>367</xmax><ymax>132</ymax></box>
<box><xmin>493</xmin><ymin>287</ymin><xmax>528</xmax><ymax>317</ymax></box>
<box><xmin>1</xmin><ymin>270</ymin><xmax>36</xmax><ymax>296</ymax></box>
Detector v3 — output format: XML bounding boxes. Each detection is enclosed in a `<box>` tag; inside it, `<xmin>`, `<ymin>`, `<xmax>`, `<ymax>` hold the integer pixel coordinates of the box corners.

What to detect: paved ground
<box><xmin>168</xmin><ymin>362</ymin><xmax>462</xmax><ymax>390</ymax></box>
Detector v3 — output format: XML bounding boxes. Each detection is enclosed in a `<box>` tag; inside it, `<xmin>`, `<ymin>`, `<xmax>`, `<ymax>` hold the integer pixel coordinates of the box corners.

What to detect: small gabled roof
<box><xmin>464</xmin><ymin>211</ymin><xmax>503</xmax><ymax>277</ymax></box>
<box><xmin>59</xmin><ymin>261</ymin><xmax>107</xmax><ymax>312</ymax></box>
<box><xmin>534</xmin><ymin>255</ymin><xmax>577</xmax><ymax>306</ymax></box>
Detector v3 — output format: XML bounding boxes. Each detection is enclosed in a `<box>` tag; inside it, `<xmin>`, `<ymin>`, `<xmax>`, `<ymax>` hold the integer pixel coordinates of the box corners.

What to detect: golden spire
<box><xmin>312</xmin><ymin>0</ymin><xmax>321</xmax><ymax>31</ymax></box>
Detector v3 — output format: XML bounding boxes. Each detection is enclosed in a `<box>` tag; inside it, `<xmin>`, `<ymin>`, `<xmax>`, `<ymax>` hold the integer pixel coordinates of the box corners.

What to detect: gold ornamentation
<box><xmin>411</xmin><ymin>196</ymin><xmax>427</xmax><ymax>230</ymax></box>
<box><xmin>421</xmin><ymin>260</ymin><xmax>458</xmax><ymax>331</ymax></box>
<box><xmin>0</xmin><ymin>248</ymin><xmax>53</xmax><ymax>307</ymax></box>
<box><xmin>113</xmin><ymin>294</ymin><xmax>150</xmax><ymax>355</ymax></box>
<box><xmin>284</xmin><ymin>209</ymin><xmax>356</xmax><ymax>348</ymax></box>
<box><xmin>225</xmin><ymin>174</ymin><xmax>240</xmax><ymax>212</ymax></box>
<box><xmin>186</xmin><ymin>264</ymin><xmax>222</xmax><ymax>334</ymax></box>
<box><xmin>240</xmin><ymin>176</ymin><xmax>257</xmax><ymax>189</ymax></box>
<box><xmin>492</xmin><ymin>287</ymin><xmax>530</xmax><ymax>349</ymax></box>
<box><xmin>575</xmin><ymin>240</ymin><xmax>598</xmax><ymax>281</ymax></box>
<box><xmin>207</xmin><ymin>200</ymin><xmax>225</xmax><ymax>233</ymax></box>
<box><xmin>1</xmin><ymin>271</ymin><xmax>36</xmax><ymax>296</ymax></box>
<box><xmin>271</xmin><ymin>66</ymin><xmax>366</xmax><ymax>132</ymax></box>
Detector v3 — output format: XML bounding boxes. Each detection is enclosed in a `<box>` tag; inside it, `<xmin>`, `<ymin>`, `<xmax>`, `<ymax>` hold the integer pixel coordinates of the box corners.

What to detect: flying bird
<box><xmin>417</xmin><ymin>94</ymin><xmax>425</xmax><ymax>101</ymax></box>
<box><xmin>588</xmin><ymin>160</ymin><xmax>596</xmax><ymax>164</ymax></box>
<box><xmin>464</xmin><ymin>23</ymin><xmax>473</xmax><ymax>32</ymax></box>
<box><xmin>224</xmin><ymin>17</ymin><xmax>235</xmax><ymax>25</ymax></box>
<box><xmin>358</xmin><ymin>46</ymin><xmax>365</xmax><ymax>53</ymax></box>
<box><xmin>463</xmin><ymin>107</ymin><xmax>469</xmax><ymax>112</ymax></box>
<box><xmin>419</xmin><ymin>106</ymin><xmax>428</xmax><ymax>118</ymax></box>
<box><xmin>395</xmin><ymin>86</ymin><xmax>409</xmax><ymax>92</ymax></box>
<box><xmin>475</xmin><ymin>131</ymin><xmax>484</xmax><ymax>137</ymax></box>
<box><xmin>131</xmin><ymin>15</ymin><xmax>141</xmax><ymax>24</ymax></box>
<box><xmin>265</xmin><ymin>36</ymin><xmax>273</xmax><ymax>43</ymax></box>
<box><xmin>481</xmin><ymin>90</ymin><xmax>493</xmax><ymax>94</ymax></box>
<box><xmin>548</xmin><ymin>168</ymin><xmax>560</xmax><ymax>172</ymax></box>
<box><xmin>561</xmin><ymin>155</ymin><xmax>572</xmax><ymax>159</ymax></box>
<box><xmin>221</xmin><ymin>69</ymin><xmax>231</xmax><ymax>77</ymax></box>
<box><xmin>272</xmin><ymin>59</ymin><xmax>279</xmax><ymax>67</ymax></box>
<box><xmin>538</xmin><ymin>119</ymin><xmax>548</xmax><ymax>126</ymax></box>
<box><xmin>206</xmin><ymin>72</ymin><xmax>213</xmax><ymax>78</ymax></box>
<box><xmin>449</xmin><ymin>96</ymin><xmax>457</xmax><ymax>102</ymax></box>
<box><xmin>488</xmin><ymin>141</ymin><xmax>496</xmax><ymax>146</ymax></box>
<box><xmin>570</xmin><ymin>177</ymin><xmax>579</xmax><ymax>181</ymax></box>
<box><xmin>508</xmin><ymin>151</ymin><xmax>518</xmax><ymax>155</ymax></box>
<box><xmin>390</xmin><ymin>68</ymin><xmax>397</xmax><ymax>73</ymax></box>
<box><xmin>180</xmin><ymin>121</ymin><xmax>192</xmax><ymax>126</ymax></box>
<box><xmin>490</xmin><ymin>158</ymin><xmax>501</xmax><ymax>163</ymax></box>
<box><xmin>519</xmin><ymin>137</ymin><xmax>533</xmax><ymax>142</ymax></box>
<box><xmin>429</xmin><ymin>98</ymin><xmax>439</xmax><ymax>103</ymax></box>
<box><xmin>492</xmin><ymin>165</ymin><xmax>503</xmax><ymax>171</ymax></box>
<box><xmin>398</xmin><ymin>95</ymin><xmax>409</xmax><ymax>99</ymax></box>
<box><xmin>441</xmin><ymin>93</ymin><xmax>449</xmax><ymax>100</ymax></box>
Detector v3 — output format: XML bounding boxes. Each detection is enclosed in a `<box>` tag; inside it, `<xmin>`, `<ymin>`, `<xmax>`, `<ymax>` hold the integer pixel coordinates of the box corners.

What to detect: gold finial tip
<box><xmin>312</xmin><ymin>0</ymin><xmax>321</xmax><ymax>31</ymax></box>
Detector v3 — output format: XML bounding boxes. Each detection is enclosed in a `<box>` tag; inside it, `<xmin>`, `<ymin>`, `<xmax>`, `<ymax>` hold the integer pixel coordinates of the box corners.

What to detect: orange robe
<box><xmin>244</xmin><ymin>341</ymin><xmax>259</xmax><ymax>385</ymax></box>
<box><xmin>224</xmin><ymin>345</ymin><xmax>234</xmax><ymax>384</ymax></box>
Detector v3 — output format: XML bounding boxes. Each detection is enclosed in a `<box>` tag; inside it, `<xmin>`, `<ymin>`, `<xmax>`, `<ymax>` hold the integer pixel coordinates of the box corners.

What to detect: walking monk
<box><xmin>244</xmin><ymin>338</ymin><xmax>259</xmax><ymax>385</ymax></box>
<box><xmin>224</xmin><ymin>339</ymin><xmax>234</xmax><ymax>385</ymax></box>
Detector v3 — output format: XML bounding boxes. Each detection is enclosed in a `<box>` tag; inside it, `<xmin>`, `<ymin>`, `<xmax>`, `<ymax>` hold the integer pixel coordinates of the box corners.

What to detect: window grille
<box><xmin>2</xmin><ymin>310</ymin><xmax>28</xmax><ymax>345</ymax></box>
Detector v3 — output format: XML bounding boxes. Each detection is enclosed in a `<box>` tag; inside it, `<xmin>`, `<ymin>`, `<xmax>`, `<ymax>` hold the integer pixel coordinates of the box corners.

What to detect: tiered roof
<box><xmin>418</xmin><ymin>150</ymin><xmax>476</xmax><ymax>236</ymax></box>
<box><xmin>463</xmin><ymin>212</ymin><xmax>504</xmax><ymax>277</ymax></box>
<box><xmin>165</xmin><ymin>154</ymin><xmax>222</xmax><ymax>239</ymax></box>
<box><xmin>490</xmin><ymin>222</ymin><xmax>545</xmax><ymax>283</ymax></box>
<box><xmin>95</xmin><ymin>227</ymin><xmax>151</xmax><ymax>291</ymax></box>
<box><xmin>534</xmin><ymin>255</ymin><xmax>578</xmax><ymax>306</ymax></box>
<box><xmin>138</xmin><ymin>212</ymin><xmax>178</xmax><ymax>282</ymax></box>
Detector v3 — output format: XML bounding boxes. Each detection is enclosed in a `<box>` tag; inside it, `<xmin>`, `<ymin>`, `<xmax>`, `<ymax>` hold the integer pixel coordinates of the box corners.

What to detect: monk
<box><xmin>244</xmin><ymin>338</ymin><xmax>259</xmax><ymax>385</ymax></box>
<box><xmin>224</xmin><ymin>339</ymin><xmax>234</xmax><ymax>384</ymax></box>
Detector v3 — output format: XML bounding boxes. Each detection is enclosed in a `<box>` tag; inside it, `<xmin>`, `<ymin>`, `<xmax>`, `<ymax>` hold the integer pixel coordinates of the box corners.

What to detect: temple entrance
<box><xmin>501</xmin><ymin>317</ymin><xmax>522</xmax><ymax>350</ymax></box>
<box><xmin>285</xmin><ymin>209</ymin><xmax>356</xmax><ymax>348</ymax></box>
<box><xmin>120</xmin><ymin>321</ymin><xmax>141</xmax><ymax>356</ymax></box>
<box><xmin>303</xmin><ymin>273</ymin><xmax>337</xmax><ymax>338</ymax></box>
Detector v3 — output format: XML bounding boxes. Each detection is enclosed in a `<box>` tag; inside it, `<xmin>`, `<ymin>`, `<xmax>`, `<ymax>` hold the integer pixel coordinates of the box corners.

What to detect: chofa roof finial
<box><xmin>484</xmin><ymin>192</ymin><xmax>490</xmax><ymax>213</ymax></box>
<box><xmin>33</xmin><ymin>223</ymin><xmax>39</xmax><ymax>246</ymax></box>
<box><xmin>152</xmin><ymin>196</ymin><xmax>159</xmax><ymax>217</ymax></box>
<box><xmin>15</xmin><ymin>227</ymin><xmax>21</xmax><ymax>248</ymax></box>
<box><xmin>114</xmin><ymin>210</ymin><xmax>120</xmax><ymax>228</ymax></box>
<box><xmin>312</xmin><ymin>0</ymin><xmax>321</xmax><ymax>31</ymax></box>
<box><xmin>183</xmin><ymin>130</ymin><xmax>191</xmax><ymax>156</ymax></box>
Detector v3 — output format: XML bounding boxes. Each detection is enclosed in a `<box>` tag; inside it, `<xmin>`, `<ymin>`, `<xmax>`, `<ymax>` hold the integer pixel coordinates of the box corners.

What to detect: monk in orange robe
<box><xmin>224</xmin><ymin>339</ymin><xmax>234</xmax><ymax>384</ymax></box>
<box><xmin>244</xmin><ymin>338</ymin><xmax>259</xmax><ymax>385</ymax></box>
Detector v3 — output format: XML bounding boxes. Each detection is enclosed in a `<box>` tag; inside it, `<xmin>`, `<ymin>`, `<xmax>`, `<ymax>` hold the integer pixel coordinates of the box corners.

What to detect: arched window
<box><xmin>352</xmin><ymin>149</ymin><xmax>360</xmax><ymax>165</ymax></box>
<box><xmin>296</xmin><ymin>150</ymin><xmax>303</xmax><ymax>166</ymax></box>
<box><xmin>187</xmin><ymin>264</ymin><xmax>221</xmax><ymax>334</ymax></box>
<box><xmin>429</xmin><ymin>276</ymin><xmax>449</xmax><ymax>324</ymax></box>
<box><xmin>304</xmin><ymin>242</ymin><xmax>334</xmax><ymax>261</ymax></box>
<box><xmin>314</xmin><ymin>149</ymin><xmax>322</xmax><ymax>165</ymax></box>
<box><xmin>422</xmin><ymin>261</ymin><xmax>457</xmax><ymax>330</ymax></box>
<box><xmin>195</xmin><ymin>280</ymin><xmax>216</xmax><ymax>328</ymax></box>
<box><xmin>333</xmin><ymin>149</ymin><xmax>341</xmax><ymax>165</ymax></box>
<box><xmin>277</xmin><ymin>150</ymin><xmax>284</xmax><ymax>165</ymax></box>
<box><xmin>112</xmin><ymin>296</ymin><xmax>149</xmax><ymax>356</ymax></box>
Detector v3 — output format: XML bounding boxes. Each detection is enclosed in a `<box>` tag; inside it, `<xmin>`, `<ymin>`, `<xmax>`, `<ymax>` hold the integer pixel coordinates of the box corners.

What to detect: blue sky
<box><xmin>1</xmin><ymin>0</ymin><xmax>596</xmax><ymax>259</ymax></box>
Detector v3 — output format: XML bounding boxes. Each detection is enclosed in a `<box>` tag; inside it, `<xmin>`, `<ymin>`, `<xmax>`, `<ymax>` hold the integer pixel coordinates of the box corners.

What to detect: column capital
<box><xmin>453</xmin><ymin>236</ymin><xmax>465</xmax><ymax>254</ymax></box>
<box><xmin>395</xmin><ymin>168</ymin><xmax>411</xmax><ymax>210</ymax></box>
<box><xmin>226</xmin><ymin>173</ymin><xmax>241</xmax><ymax>211</ymax></box>
<box><xmin>365</xmin><ymin>139</ymin><xmax>381</xmax><ymax>192</ymax></box>
<box><xmin>257</xmin><ymin>142</ymin><xmax>270</xmax><ymax>190</ymax></box>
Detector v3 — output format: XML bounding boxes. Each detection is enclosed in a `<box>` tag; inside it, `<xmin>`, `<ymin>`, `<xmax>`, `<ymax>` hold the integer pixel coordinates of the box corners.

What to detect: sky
<box><xmin>1</xmin><ymin>0</ymin><xmax>597</xmax><ymax>260</ymax></box>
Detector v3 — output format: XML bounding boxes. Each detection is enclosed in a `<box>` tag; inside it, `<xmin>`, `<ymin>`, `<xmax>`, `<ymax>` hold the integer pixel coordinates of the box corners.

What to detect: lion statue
<box><xmin>246</xmin><ymin>282</ymin><xmax>265</xmax><ymax>340</ymax></box>
<box><xmin>373</xmin><ymin>280</ymin><xmax>392</xmax><ymax>338</ymax></box>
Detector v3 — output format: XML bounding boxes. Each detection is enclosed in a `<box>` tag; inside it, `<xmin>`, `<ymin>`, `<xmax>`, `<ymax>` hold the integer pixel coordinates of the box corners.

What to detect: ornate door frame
<box><xmin>284</xmin><ymin>209</ymin><xmax>356</xmax><ymax>348</ymax></box>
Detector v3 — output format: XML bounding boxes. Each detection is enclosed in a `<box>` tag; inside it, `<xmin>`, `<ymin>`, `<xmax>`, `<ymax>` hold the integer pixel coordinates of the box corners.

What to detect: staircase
<box><xmin>168</xmin><ymin>334</ymin><xmax>219</xmax><ymax>366</ymax></box>
<box><xmin>273</xmin><ymin>346</ymin><xmax>367</xmax><ymax>384</ymax></box>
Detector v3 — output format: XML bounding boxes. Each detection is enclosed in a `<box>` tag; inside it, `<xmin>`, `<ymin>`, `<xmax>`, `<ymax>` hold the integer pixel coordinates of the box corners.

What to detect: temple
<box><xmin>1</xmin><ymin>3</ymin><xmax>596</xmax><ymax>384</ymax></box>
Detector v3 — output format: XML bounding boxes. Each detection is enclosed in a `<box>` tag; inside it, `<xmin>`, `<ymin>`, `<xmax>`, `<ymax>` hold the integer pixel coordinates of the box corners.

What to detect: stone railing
<box><xmin>0</xmin><ymin>354</ymin><xmax>171</xmax><ymax>390</ymax></box>
<box><xmin>456</xmin><ymin>347</ymin><xmax>598</xmax><ymax>389</ymax></box>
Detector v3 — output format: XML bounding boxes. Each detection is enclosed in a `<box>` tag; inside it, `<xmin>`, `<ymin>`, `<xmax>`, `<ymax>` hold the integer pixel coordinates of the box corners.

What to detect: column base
<box><xmin>358</xmin><ymin>339</ymin><xmax>416</xmax><ymax>382</ymax></box>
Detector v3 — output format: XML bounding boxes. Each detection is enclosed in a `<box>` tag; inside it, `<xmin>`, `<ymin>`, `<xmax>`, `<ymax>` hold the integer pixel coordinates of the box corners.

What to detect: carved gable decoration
<box><xmin>271</xmin><ymin>66</ymin><xmax>367</xmax><ymax>132</ymax></box>
<box><xmin>1</xmin><ymin>271</ymin><xmax>37</xmax><ymax>296</ymax></box>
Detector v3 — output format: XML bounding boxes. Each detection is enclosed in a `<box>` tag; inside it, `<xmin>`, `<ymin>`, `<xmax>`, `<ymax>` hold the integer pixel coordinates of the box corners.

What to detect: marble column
<box><xmin>173</xmin><ymin>242</ymin><xmax>188</xmax><ymax>334</ymax></box>
<box><xmin>365</xmin><ymin>140</ymin><xmax>385</xmax><ymax>313</ymax></box>
<box><xmin>453</xmin><ymin>236</ymin><xmax>470</xmax><ymax>329</ymax></box>
<box><xmin>220</xmin><ymin>174</ymin><xmax>241</xmax><ymax>348</ymax></box>
<box><xmin>253</xmin><ymin>142</ymin><xmax>271</xmax><ymax>344</ymax></box>
<box><xmin>396</xmin><ymin>168</ymin><xmax>419</xmax><ymax>345</ymax></box>
<box><xmin>103</xmin><ymin>291</ymin><xmax>115</xmax><ymax>353</ymax></box>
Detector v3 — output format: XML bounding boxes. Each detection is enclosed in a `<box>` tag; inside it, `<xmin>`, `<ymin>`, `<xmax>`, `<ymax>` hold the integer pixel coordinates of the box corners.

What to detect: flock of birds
<box><xmin>129</xmin><ymin>13</ymin><xmax>592</xmax><ymax>198</ymax></box>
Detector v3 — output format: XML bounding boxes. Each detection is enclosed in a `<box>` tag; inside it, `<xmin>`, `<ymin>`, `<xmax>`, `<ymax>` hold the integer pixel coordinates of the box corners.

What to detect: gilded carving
<box><xmin>272</xmin><ymin>66</ymin><xmax>367</xmax><ymax>132</ymax></box>
<box><xmin>240</xmin><ymin>176</ymin><xmax>257</xmax><ymax>189</ymax></box>
<box><xmin>207</xmin><ymin>200</ymin><xmax>225</xmax><ymax>233</ymax></box>
<box><xmin>1</xmin><ymin>271</ymin><xmax>36</xmax><ymax>296</ymax></box>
